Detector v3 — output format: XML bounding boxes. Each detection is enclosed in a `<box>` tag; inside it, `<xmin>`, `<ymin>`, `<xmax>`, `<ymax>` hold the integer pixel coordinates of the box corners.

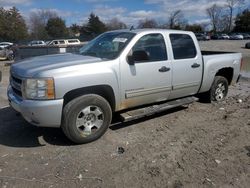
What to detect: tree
<box><xmin>226</xmin><ymin>0</ymin><xmax>245</xmax><ymax>32</ymax></box>
<box><xmin>137</xmin><ymin>19</ymin><xmax>158</xmax><ymax>29</ymax></box>
<box><xmin>70</xmin><ymin>24</ymin><xmax>81</xmax><ymax>35</ymax></box>
<box><xmin>81</xmin><ymin>13</ymin><xmax>107</xmax><ymax>39</ymax></box>
<box><xmin>46</xmin><ymin>17</ymin><xmax>68</xmax><ymax>38</ymax></box>
<box><xmin>206</xmin><ymin>4</ymin><xmax>223</xmax><ymax>33</ymax></box>
<box><xmin>29</xmin><ymin>9</ymin><xmax>58</xmax><ymax>40</ymax></box>
<box><xmin>234</xmin><ymin>9</ymin><xmax>250</xmax><ymax>32</ymax></box>
<box><xmin>185</xmin><ymin>24</ymin><xmax>203</xmax><ymax>32</ymax></box>
<box><xmin>169</xmin><ymin>10</ymin><xmax>187</xmax><ymax>29</ymax></box>
<box><xmin>0</xmin><ymin>7</ymin><xmax>28</xmax><ymax>42</ymax></box>
<box><xmin>106</xmin><ymin>18</ymin><xmax>127</xmax><ymax>30</ymax></box>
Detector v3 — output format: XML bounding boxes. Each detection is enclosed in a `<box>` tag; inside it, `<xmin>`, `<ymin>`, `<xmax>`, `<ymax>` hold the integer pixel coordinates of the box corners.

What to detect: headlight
<box><xmin>23</xmin><ymin>78</ymin><xmax>55</xmax><ymax>100</ymax></box>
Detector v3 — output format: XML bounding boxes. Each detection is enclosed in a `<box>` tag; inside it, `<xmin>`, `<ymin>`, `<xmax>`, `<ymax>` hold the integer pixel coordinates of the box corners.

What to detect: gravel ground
<box><xmin>0</xmin><ymin>40</ymin><xmax>249</xmax><ymax>188</ymax></box>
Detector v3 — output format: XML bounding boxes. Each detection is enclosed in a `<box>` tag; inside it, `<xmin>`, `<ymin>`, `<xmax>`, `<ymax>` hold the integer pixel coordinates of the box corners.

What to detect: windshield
<box><xmin>79</xmin><ymin>32</ymin><xmax>135</xmax><ymax>60</ymax></box>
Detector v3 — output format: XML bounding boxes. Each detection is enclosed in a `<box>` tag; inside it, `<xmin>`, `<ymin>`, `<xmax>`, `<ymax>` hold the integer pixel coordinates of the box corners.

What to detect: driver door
<box><xmin>119</xmin><ymin>33</ymin><xmax>172</xmax><ymax>110</ymax></box>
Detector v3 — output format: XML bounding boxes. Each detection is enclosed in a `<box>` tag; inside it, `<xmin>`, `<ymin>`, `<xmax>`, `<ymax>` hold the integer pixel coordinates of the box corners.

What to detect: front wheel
<box><xmin>62</xmin><ymin>94</ymin><xmax>112</xmax><ymax>144</ymax></box>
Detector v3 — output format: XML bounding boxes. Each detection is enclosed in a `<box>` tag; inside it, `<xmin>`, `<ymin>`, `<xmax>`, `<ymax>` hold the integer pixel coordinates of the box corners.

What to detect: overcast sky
<box><xmin>0</xmin><ymin>0</ymin><xmax>250</xmax><ymax>26</ymax></box>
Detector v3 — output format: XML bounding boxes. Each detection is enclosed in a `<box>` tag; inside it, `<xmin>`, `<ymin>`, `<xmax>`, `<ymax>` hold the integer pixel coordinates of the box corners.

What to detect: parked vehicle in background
<box><xmin>28</xmin><ymin>40</ymin><xmax>46</xmax><ymax>46</ymax></box>
<box><xmin>229</xmin><ymin>34</ymin><xmax>244</xmax><ymax>40</ymax></box>
<box><xmin>211</xmin><ymin>34</ymin><xmax>223</xmax><ymax>40</ymax></box>
<box><xmin>240</xmin><ymin>33</ymin><xmax>250</xmax><ymax>39</ymax></box>
<box><xmin>220</xmin><ymin>34</ymin><xmax>230</xmax><ymax>40</ymax></box>
<box><xmin>8</xmin><ymin>29</ymin><xmax>242</xmax><ymax>144</ymax></box>
<box><xmin>211</xmin><ymin>34</ymin><xmax>230</xmax><ymax>40</ymax></box>
<box><xmin>0</xmin><ymin>42</ymin><xmax>13</xmax><ymax>48</ymax></box>
<box><xmin>195</xmin><ymin>33</ymin><xmax>210</xmax><ymax>41</ymax></box>
<box><xmin>0</xmin><ymin>46</ymin><xmax>14</xmax><ymax>60</ymax></box>
<box><xmin>47</xmin><ymin>39</ymin><xmax>81</xmax><ymax>46</ymax></box>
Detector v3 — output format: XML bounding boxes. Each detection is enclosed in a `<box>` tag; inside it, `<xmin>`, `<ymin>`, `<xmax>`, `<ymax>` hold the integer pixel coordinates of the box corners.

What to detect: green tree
<box><xmin>81</xmin><ymin>13</ymin><xmax>107</xmax><ymax>39</ymax></box>
<box><xmin>70</xmin><ymin>23</ymin><xmax>81</xmax><ymax>37</ymax></box>
<box><xmin>234</xmin><ymin>9</ymin><xmax>250</xmax><ymax>32</ymax></box>
<box><xmin>46</xmin><ymin>17</ymin><xmax>68</xmax><ymax>38</ymax></box>
<box><xmin>0</xmin><ymin>7</ymin><xmax>28</xmax><ymax>42</ymax></box>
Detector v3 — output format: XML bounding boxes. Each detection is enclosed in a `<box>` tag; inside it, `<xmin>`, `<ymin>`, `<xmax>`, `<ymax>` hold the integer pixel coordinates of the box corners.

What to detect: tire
<box><xmin>210</xmin><ymin>76</ymin><xmax>228</xmax><ymax>102</ymax></box>
<box><xmin>62</xmin><ymin>94</ymin><xmax>112</xmax><ymax>144</ymax></box>
<box><xmin>7</xmin><ymin>54</ymin><xmax>14</xmax><ymax>61</ymax></box>
<box><xmin>246</xmin><ymin>42</ymin><xmax>250</xmax><ymax>49</ymax></box>
<box><xmin>199</xmin><ymin>76</ymin><xmax>228</xmax><ymax>102</ymax></box>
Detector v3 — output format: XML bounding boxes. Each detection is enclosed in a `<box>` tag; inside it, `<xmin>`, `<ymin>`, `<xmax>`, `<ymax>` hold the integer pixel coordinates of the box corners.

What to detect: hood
<box><xmin>11</xmin><ymin>53</ymin><xmax>102</xmax><ymax>77</ymax></box>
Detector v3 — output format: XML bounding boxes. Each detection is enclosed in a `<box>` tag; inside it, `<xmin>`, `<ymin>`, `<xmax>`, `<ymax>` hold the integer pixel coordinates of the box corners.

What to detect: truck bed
<box><xmin>199</xmin><ymin>51</ymin><xmax>242</xmax><ymax>94</ymax></box>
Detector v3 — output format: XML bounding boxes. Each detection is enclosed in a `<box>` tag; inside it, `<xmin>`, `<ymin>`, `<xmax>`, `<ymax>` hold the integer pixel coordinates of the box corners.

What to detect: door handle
<box><xmin>159</xmin><ymin>66</ymin><xmax>170</xmax><ymax>72</ymax></box>
<box><xmin>191</xmin><ymin>63</ymin><xmax>200</xmax><ymax>68</ymax></box>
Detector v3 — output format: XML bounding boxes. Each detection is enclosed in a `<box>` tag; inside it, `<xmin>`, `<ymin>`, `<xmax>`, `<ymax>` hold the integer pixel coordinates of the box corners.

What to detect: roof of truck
<box><xmin>108</xmin><ymin>28</ymin><xmax>194</xmax><ymax>35</ymax></box>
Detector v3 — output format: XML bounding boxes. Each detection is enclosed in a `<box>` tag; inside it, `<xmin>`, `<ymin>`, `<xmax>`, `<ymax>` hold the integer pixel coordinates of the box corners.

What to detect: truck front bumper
<box><xmin>7</xmin><ymin>86</ymin><xmax>63</xmax><ymax>128</ymax></box>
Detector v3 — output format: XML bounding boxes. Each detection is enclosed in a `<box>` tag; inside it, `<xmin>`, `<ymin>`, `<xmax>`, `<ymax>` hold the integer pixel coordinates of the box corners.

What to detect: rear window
<box><xmin>68</xmin><ymin>40</ymin><xmax>79</xmax><ymax>43</ymax></box>
<box><xmin>170</xmin><ymin>34</ymin><xmax>197</xmax><ymax>60</ymax></box>
<box><xmin>59</xmin><ymin>40</ymin><xmax>66</xmax><ymax>44</ymax></box>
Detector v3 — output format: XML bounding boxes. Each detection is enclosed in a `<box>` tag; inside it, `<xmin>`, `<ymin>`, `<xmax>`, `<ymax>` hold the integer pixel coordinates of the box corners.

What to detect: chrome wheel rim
<box><xmin>76</xmin><ymin>106</ymin><xmax>104</xmax><ymax>137</ymax></box>
<box><xmin>215</xmin><ymin>83</ymin><xmax>226</xmax><ymax>101</ymax></box>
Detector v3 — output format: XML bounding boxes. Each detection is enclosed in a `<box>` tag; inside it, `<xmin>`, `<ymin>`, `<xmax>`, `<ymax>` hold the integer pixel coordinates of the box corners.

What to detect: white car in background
<box><xmin>221</xmin><ymin>34</ymin><xmax>230</xmax><ymax>40</ymax></box>
<box><xmin>0</xmin><ymin>42</ymin><xmax>13</xmax><ymax>48</ymax></box>
<box><xmin>48</xmin><ymin>39</ymin><xmax>81</xmax><ymax>46</ymax></box>
<box><xmin>28</xmin><ymin>40</ymin><xmax>46</xmax><ymax>46</ymax></box>
<box><xmin>229</xmin><ymin>34</ymin><xmax>244</xmax><ymax>40</ymax></box>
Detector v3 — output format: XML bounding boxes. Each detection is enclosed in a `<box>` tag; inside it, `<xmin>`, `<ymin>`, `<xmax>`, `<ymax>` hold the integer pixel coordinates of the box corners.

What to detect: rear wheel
<box><xmin>199</xmin><ymin>76</ymin><xmax>228</xmax><ymax>102</ymax></box>
<box><xmin>62</xmin><ymin>94</ymin><xmax>112</xmax><ymax>144</ymax></box>
<box><xmin>210</xmin><ymin>76</ymin><xmax>228</xmax><ymax>102</ymax></box>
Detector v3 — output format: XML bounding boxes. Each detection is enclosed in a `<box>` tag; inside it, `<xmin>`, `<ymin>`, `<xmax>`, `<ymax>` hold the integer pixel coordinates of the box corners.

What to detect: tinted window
<box><xmin>170</xmin><ymin>34</ymin><xmax>197</xmax><ymax>59</ymax></box>
<box><xmin>132</xmin><ymin>34</ymin><xmax>167</xmax><ymax>62</ymax></box>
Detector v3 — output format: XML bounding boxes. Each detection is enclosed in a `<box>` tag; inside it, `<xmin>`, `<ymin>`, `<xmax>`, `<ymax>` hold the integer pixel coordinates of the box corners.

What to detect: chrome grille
<box><xmin>10</xmin><ymin>74</ymin><xmax>23</xmax><ymax>98</ymax></box>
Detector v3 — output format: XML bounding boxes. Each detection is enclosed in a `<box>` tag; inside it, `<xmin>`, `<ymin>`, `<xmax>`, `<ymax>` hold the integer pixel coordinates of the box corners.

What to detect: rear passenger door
<box><xmin>168</xmin><ymin>33</ymin><xmax>203</xmax><ymax>99</ymax></box>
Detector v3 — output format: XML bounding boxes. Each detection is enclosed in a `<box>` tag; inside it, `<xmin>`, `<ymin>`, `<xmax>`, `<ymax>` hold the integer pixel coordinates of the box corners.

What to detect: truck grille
<box><xmin>10</xmin><ymin>74</ymin><xmax>23</xmax><ymax>98</ymax></box>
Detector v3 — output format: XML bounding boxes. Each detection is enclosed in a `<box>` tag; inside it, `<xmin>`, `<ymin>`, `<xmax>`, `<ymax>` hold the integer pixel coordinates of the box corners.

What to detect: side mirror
<box><xmin>127</xmin><ymin>50</ymin><xmax>149</xmax><ymax>65</ymax></box>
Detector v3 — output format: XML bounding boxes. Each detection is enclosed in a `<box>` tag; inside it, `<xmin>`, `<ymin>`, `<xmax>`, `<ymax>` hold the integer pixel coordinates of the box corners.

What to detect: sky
<box><xmin>0</xmin><ymin>0</ymin><xmax>250</xmax><ymax>27</ymax></box>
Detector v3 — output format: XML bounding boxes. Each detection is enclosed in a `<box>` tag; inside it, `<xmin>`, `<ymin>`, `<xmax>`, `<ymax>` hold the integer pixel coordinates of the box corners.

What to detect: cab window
<box><xmin>170</xmin><ymin>34</ymin><xmax>197</xmax><ymax>60</ymax></box>
<box><xmin>132</xmin><ymin>33</ymin><xmax>168</xmax><ymax>62</ymax></box>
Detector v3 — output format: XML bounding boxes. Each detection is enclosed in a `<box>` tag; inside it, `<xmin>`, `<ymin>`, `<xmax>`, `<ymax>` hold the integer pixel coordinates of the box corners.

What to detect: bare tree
<box><xmin>169</xmin><ymin>10</ymin><xmax>187</xmax><ymax>29</ymax></box>
<box><xmin>226</xmin><ymin>0</ymin><xmax>245</xmax><ymax>31</ymax></box>
<box><xmin>137</xmin><ymin>18</ymin><xmax>158</xmax><ymax>29</ymax></box>
<box><xmin>107</xmin><ymin>18</ymin><xmax>127</xmax><ymax>30</ymax></box>
<box><xmin>29</xmin><ymin>9</ymin><xmax>58</xmax><ymax>40</ymax></box>
<box><xmin>206</xmin><ymin>4</ymin><xmax>223</xmax><ymax>33</ymax></box>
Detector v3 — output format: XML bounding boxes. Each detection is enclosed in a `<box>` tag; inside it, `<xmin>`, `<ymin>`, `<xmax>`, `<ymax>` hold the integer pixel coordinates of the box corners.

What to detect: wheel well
<box><xmin>215</xmin><ymin>67</ymin><xmax>234</xmax><ymax>85</ymax></box>
<box><xmin>63</xmin><ymin>85</ymin><xmax>116</xmax><ymax>111</ymax></box>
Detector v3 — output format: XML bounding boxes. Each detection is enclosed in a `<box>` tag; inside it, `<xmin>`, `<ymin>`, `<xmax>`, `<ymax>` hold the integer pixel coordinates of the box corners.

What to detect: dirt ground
<box><xmin>0</xmin><ymin>40</ymin><xmax>249</xmax><ymax>188</ymax></box>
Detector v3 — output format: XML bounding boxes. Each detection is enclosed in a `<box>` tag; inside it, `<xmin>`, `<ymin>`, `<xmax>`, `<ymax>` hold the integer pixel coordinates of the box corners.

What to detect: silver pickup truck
<box><xmin>8</xmin><ymin>29</ymin><xmax>242</xmax><ymax>143</ymax></box>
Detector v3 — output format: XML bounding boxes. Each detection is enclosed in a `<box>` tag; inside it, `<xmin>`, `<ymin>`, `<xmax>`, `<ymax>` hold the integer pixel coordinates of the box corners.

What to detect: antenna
<box><xmin>130</xmin><ymin>26</ymin><xmax>134</xmax><ymax>31</ymax></box>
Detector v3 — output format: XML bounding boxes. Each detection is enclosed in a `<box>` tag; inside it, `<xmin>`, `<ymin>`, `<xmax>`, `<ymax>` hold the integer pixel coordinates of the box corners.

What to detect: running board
<box><xmin>120</xmin><ymin>97</ymin><xmax>198</xmax><ymax>122</ymax></box>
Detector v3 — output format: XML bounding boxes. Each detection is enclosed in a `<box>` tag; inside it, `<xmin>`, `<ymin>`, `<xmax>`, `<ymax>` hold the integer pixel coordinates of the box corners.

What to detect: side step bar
<box><xmin>120</xmin><ymin>97</ymin><xmax>198</xmax><ymax>122</ymax></box>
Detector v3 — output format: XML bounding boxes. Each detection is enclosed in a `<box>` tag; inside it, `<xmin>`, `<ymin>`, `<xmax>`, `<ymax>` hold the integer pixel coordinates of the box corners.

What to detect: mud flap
<box><xmin>236</xmin><ymin>74</ymin><xmax>241</xmax><ymax>83</ymax></box>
